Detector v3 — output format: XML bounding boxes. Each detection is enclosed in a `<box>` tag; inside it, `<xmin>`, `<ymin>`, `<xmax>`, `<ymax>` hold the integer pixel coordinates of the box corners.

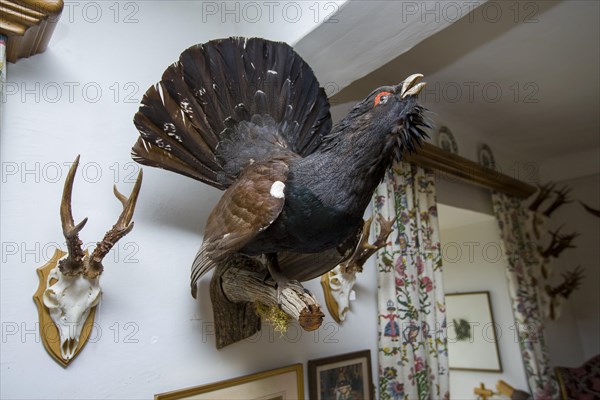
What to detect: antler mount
<box><xmin>58</xmin><ymin>155</ymin><xmax>142</xmax><ymax>278</ymax></box>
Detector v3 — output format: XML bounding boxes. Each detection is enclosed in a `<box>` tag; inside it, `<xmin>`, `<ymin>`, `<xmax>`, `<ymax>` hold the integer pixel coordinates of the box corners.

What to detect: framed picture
<box><xmin>154</xmin><ymin>364</ymin><xmax>303</xmax><ymax>400</ymax></box>
<box><xmin>308</xmin><ymin>350</ymin><xmax>374</xmax><ymax>400</ymax></box>
<box><xmin>445</xmin><ymin>291</ymin><xmax>503</xmax><ymax>372</ymax></box>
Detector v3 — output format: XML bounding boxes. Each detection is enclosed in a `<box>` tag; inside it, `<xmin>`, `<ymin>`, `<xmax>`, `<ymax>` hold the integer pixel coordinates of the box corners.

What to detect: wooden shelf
<box><xmin>405</xmin><ymin>142</ymin><xmax>536</xmax><ymax>199</ymax></box>
<box><xmin>0</xmin><ymin>0</ymin><xmax>63</xmax><ymax>62</ymax></box>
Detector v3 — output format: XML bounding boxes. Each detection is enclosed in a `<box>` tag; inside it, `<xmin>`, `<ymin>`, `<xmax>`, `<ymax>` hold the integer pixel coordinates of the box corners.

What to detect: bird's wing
<box><xmin>277</xmin><ymin>250</ymin><xmax>347</xmax><ymax>282</ymax></box>
<box><xmin>190</xmin><ymin>159</ymin><xmax>290</xmax><ymax>297</ymax></box>
<box><xmin>132</xmin><ymin>37</ymin><xmax>331</xmax><ymax>189</ymax></box>
<box><xmin>277</xmin><ymin>223</ymin><xmax>363</xmax><ymax>282</ymax></box>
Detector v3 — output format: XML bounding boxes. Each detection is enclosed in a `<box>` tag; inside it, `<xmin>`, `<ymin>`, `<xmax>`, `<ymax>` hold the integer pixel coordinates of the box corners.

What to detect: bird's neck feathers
<box><xmin>311</xmin><ymin>110</ymin><xmax>397</xmax><ymax>214</ymax></box>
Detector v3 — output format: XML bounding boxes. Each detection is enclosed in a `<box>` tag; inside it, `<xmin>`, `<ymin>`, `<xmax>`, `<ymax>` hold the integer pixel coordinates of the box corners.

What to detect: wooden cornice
<box><xmin>405</xmin><ymin>142</ymin><xmax>537</xmax><ymax>199</ymax></box>
<box><xmin>0</xmin><ymin>0</ymin><xmax>63</xmax><ymax>62</ymax></box>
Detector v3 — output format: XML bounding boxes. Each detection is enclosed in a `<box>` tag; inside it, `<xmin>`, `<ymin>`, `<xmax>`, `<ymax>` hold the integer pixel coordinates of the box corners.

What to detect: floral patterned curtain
<box><xmin>374</xmin><ymin>162</ymin><xmax>449</xmax><ymax>400</ymax></box>
<box><xmin>491</xmin><ymin>192</ymin><xmax>559</xmax><ymax>399</ymax></box>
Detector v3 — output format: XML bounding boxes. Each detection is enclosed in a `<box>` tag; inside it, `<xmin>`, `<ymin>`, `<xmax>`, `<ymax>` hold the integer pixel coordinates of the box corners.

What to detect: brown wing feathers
<box><xmin>190</xmin><ymin>159</ymin><xmax>289</xmax><ymax>297</ymax></box>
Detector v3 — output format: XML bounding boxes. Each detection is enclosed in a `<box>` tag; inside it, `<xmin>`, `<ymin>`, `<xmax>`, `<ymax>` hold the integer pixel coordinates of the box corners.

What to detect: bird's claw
<box><xmin>272</xmin><ymin>276</ymin><xmax>303</xmax><ymax>305</ymax></box>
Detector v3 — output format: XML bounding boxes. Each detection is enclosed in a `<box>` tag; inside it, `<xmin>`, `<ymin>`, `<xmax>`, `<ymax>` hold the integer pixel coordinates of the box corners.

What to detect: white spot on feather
<box><xmin>267</xmin><ymin>70</ymin><xmax>278</xmax><ymax>75</ymax></box>
<box><xmin>270</xmin><ymin>181</ymin><xmax>285</xmax><ymax>199</ymax></box>
<box><xmin>157</xmin><ymin>84</ymin><xmax>165</xmax><ymax>104</ymax></box>
<box><xmin>181</xmin><ymin>99</ymin><xmax>192</xmax><ymax>114</ymax></box>
<box><xmin>163</xmin><ymin>123</ymin><xmax>176</xmax><ymax>133</ymax></box>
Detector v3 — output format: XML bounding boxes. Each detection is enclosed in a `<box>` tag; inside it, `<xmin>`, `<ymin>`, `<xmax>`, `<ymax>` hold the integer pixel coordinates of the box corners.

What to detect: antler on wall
<box><xmin>539</xmin><ymin>226</ymin><xmax>579</xmax><ymax>259</ymax></box>
<box><xmin>339</xmin><ymin>214</ymin><xmax>396</xmax><ymax>274</ymax></box>
<box><xmin>543</xmin><ymin>186</ymin><xmax>573</xmax><ymax>217</ymax></box>
<box><xmin>529</xmin><ymin>182</ymin><xmax>556</xmax><ymax>212</ymax></box>
<box><xmin>579</xmin><ymin>201</ymin><xmax>600</xmax><ymax>218</ymax></box>
<box><xmin>87</xmin><ymin>175</ymin><xmax>143</xmax><ymax>278</ymax></box>
<box><xmin>528</xmin><ymin>181</ymin><xmax>587</xmax><ymax>320</ymax></box>
<box><xmin>35</xmin><ymin>155</ymin><xmax>143</xmax><ymax>365</ymax></box>
<box><xmin>545</xmin><ymin>266</ymin><xmax>584</xmax><ymax>320</ymax></box>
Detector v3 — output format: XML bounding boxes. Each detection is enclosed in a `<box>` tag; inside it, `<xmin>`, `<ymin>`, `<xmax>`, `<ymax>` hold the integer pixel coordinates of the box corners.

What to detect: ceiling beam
<box><xmin>295</xmin><ymin>0</ymin><xmax>487</xmax><ymax>94</ymax></box>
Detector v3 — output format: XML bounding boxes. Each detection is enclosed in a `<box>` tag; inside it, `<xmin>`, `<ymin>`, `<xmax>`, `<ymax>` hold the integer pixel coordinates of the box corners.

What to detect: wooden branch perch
<box><xmin>209</xmin><ymin>255</ymin><xmax>323</xmax><ymax>349</ymax></box>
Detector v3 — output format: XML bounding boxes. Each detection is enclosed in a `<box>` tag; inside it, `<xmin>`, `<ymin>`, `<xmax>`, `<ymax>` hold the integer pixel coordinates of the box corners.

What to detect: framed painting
<box><xmin>446</xmin><ymin>291</ymin><xmax>503</xmax><ymax>372</ymax></box>
<box><xmin>308</xmin><ymin>350</ymin><xmax>374</xmax><ymax>400</ymax></box>
<box><xmin>154</xmin><ymin>364</ymin><xmax>303</xmax><ymax>400</ymax></box>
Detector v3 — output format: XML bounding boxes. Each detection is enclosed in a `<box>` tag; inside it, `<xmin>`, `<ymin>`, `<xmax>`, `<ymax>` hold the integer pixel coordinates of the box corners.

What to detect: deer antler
<box><xmin>58</xmin><ymin>155</ymin><xmax>89</xmax><ymax>276</ymax></box>
<box><xmin>528</xmin><ymin>182</ymin><xmax>556</xmax><ymax>212</ymax></box>
<box><xmin>543</xmin><ymin>186</ymin><xmax>573</xmax><ymax>217</ymax></box>
<box><xmin>85</xmin><ymin>170</ymin><xmax>143</xmax><ymax>278</ymax></box>
<box><xmin>539</xmin><ymin>226</ymin><xmax>579</xmax><ymax>259</ymax></box>
<box><xmin>339</xmin><ymin>214</ymin><xmax>395</xmax><ymax>274</ymax></box>
<box><xmin>579</xmin><ymin>201</ymin><xmax>600</xmax><ymax>218</ymax></box>
<box><xmin>545</xmin><ymin>266</ymin><xmax>584</xmax><ymax>299</ymax></box>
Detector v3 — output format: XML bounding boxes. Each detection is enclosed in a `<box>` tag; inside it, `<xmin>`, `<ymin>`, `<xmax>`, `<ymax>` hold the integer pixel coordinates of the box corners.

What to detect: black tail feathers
<box><xmin>132</xmin><ymin>37</ymin><xmax>332</xmax><ymax>190</ymax></box>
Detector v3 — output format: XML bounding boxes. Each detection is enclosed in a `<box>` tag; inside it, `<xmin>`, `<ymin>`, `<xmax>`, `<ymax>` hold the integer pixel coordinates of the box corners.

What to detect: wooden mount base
<box><xmin>209</xmin><ymin>255</ymin><xmax>324</xmax><ymax>349</ymax></box>
<box><xmin>33</xmin><ymin>249</ymin><xmax>97</xmax><ymax>367</ymax></box>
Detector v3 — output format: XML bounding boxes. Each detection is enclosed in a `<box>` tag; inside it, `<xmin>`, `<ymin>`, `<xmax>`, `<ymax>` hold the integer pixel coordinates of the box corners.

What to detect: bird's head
<box><xmin>330</xmin><ymin>74</ymin><xmax>429</xmax><ymax>162</ymax></box>
<box><xmin>366</xmin><ymin>74</ymin><xmax>429</xmax><ymax>158</ymax></box>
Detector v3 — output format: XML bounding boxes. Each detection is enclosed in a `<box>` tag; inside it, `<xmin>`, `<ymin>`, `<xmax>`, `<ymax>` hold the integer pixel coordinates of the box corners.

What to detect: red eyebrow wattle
<box><xmin>374</xmin><ymin>91</ymin><xmax>392</xmax><ymax>106</ymax></box>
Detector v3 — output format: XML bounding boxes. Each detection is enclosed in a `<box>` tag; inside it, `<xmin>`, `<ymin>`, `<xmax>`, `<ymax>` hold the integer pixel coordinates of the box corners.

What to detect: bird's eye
<box><xmin>374</xmin><ymin>91</ymin><xmax>392</xmax><ymax>106</ymax></box>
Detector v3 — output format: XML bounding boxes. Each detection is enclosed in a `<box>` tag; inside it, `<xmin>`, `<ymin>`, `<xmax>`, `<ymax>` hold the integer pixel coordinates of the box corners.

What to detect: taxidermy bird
<box><xmin>131</xmin><ymin>37</ymin><xmax>428</xmax><ymax>299</ymax></box>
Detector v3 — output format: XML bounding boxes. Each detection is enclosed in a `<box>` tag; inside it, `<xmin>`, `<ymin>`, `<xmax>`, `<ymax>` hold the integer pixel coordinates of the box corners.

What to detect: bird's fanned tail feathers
<box><xmin>132</xmin><ymin>37</ymin><xmax>332</xmax><ymax>190</ymax></box>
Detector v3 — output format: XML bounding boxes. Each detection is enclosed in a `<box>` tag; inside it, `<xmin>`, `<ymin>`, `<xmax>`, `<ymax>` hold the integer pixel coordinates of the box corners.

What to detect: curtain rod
<box><xmin>404</xmin><ymin>142</ymin><xmax>537</xmax><ymax>199</ymax></box>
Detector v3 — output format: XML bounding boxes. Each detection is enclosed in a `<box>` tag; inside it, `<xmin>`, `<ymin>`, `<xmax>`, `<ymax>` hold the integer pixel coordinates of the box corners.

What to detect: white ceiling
<box><xmin>295</xmin><ymin>1</ymin><xmax>481</xmax><ymax>96</ymax></box>
<box><xmin>332</xmin><ymin>0</ymin><xmax>600</xmax><ymax>165</ymax></box>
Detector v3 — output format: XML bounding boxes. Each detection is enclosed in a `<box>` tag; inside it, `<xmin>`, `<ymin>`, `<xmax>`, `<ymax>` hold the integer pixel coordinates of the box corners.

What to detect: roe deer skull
<box><xmin>321</xmin><ymin>215</ymin><xmax>395</xmax><ymax>323</ymax></box>
<box><xmin>43</xmin><ymin>155</ymin><xmax>142</xmax><ymax>360</ymax></box>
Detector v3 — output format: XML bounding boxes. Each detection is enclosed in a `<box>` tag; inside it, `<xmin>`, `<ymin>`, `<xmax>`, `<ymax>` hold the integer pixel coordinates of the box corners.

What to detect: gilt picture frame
<box><xmin>308</xmin><ymin>350</ymin><xmax>374</xmax><ymax>400</ymax></box>
<box><xmin>446</xmin><ymin>291</ymin><xmax>503</xmax><ymax>372</ymax></box>
<box><xmin>154</xmin><ymin>364</ymin><xmax>303</xmax><ymax>400</ymax></box>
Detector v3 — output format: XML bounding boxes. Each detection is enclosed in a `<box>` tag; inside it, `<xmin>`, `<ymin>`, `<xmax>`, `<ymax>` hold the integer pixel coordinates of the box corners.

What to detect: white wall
<box><xmin>0</xmin><ymin>3</ymin><xmax>387</xmax><ymax>399</ymax></box>
<box><xmin>439</xmin><ymin>209</ymin><xmax>529</xmax><ymax>399</ymax></box>
<box><xmin>543</xmin><ymin>174</ymin><xmax>600</xmax><ymax>367</ymax></box>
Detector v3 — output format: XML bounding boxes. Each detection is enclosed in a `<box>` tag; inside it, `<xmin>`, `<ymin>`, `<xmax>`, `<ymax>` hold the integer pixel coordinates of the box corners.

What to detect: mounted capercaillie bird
<box><xmin>132</xmin><ymin>37</ymin><xmax>428</xmax><ymax>300</ymax></box>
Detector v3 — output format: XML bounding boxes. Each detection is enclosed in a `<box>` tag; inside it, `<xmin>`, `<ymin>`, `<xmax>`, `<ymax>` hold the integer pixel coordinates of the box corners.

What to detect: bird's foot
<box><xmin>270</xmin><ymin>275</ymin><xmax>304</xmax><ymax>305</ymax></box>
<box><xmin>263</xmin><ymin>253</ymin><xmax>305</xmax><ymax>304</ymax></box>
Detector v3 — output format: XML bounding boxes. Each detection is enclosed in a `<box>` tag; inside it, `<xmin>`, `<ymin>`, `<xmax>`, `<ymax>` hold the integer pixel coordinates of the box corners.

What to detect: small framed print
<box><xmin>438</xmin><ymin>126</ymin><xmax>459</xmax><ymax>154</ymax></box>
<box><xmin>446</xmin><ymin>291</ymin><xmax>503</xmax><ymax>372</ymax></box>
<box><xmin>308</xmin><ymin>350</ymin><xmax>374</xmax><ymax>400</ymax></box>
<box><xmin>478</xmin><ymin>144</ymin><xmax>496</xmax><ymax>170</ymax></box>
<box><xmin>155</xmin><ymin>364</ymin><xmax>303</xmax><ymax>400</ymax></box>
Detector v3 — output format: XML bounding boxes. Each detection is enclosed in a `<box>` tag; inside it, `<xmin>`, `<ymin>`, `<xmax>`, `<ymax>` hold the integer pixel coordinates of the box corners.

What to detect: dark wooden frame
<box><xmin>445</xmin><ymin>291</ymin><xmax>503</xmax><ymax>373</ymax></box>
<box><xmin>405</xmin><ymin>142</ymin><xmax>536</xmax><ymax>199</ymax></box>
<box><xmin>154</xmin><ymin>363</ymin><xmax>303</xmax><ymax>400</ymax></box>
<box><xmin>308</xmin><ymin>350</ymin><xmax>374</xmax><ymax>400</ymax></box>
